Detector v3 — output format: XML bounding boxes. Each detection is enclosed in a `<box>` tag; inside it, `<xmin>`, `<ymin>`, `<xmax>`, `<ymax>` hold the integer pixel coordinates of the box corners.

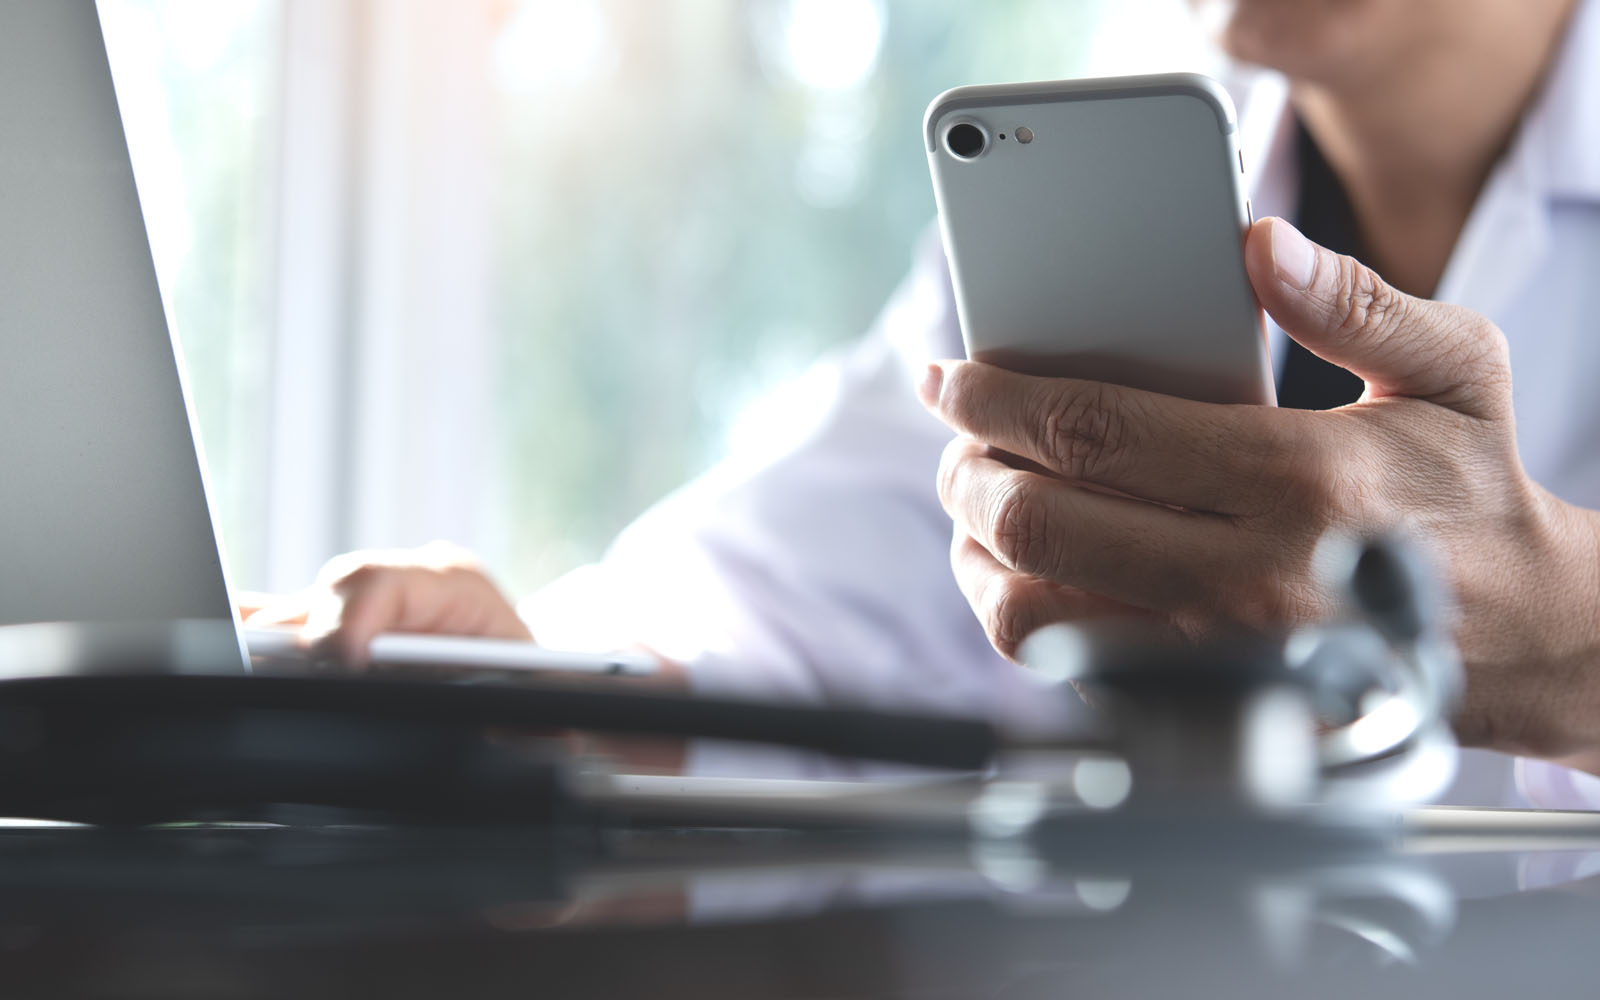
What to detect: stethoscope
<box><xmin>1015</xmin><ymin>533</ymin><xmax>1463</xmax><ymax>813</ymax></box>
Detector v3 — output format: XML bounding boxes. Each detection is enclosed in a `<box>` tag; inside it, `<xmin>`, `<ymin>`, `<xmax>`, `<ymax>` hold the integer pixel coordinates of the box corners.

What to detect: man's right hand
<box><xmin>241</xmin><ymin>542</ymin><xmax>690</xmax><ymax>772</ymax></box>
<box><xmin>238</xmin><ymin>541</ymin><xmax>532</xmax><ymax>668</ymax></box>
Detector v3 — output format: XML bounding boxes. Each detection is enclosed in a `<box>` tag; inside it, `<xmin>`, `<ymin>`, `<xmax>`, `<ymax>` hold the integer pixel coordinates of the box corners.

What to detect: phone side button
<box><xmin>1247</xmin><ymin>199</ymin><xmax>1255</xmax><ymax>224</ymax></box>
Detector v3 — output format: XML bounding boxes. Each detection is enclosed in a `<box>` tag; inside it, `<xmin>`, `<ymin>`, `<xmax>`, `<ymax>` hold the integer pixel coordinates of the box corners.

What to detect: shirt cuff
<box><xmin>1515</xmin><ymin>757</ymin><xmax>1600</xmax><ymax>810</ymax></box>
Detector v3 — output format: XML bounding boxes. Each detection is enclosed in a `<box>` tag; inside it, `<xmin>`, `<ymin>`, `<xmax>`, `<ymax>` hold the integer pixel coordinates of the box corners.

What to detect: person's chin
<box><xmin>1192</xmin><ymin>0</ymin><xmax>1352</xmax><ymax>81</ymax></box>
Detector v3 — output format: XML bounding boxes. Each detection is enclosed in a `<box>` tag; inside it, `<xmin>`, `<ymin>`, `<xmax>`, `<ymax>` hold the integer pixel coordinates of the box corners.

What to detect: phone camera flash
<box><xmin>1014</xmin><ymin>126</ymin><xmax>1034</xmax><ymax>145</ymax></box>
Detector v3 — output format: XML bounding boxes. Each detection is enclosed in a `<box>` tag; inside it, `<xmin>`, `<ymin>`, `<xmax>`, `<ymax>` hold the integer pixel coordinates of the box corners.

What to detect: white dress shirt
<box><xmin>525</xmin><ymin>0</ymin><xmax>1600</xmax><ymax>805</ymax></box>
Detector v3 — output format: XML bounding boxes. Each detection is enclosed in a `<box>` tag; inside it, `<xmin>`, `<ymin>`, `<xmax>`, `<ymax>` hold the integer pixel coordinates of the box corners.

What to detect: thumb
<box><xmin>1245</xmin><ymin>217</ymin><xmax>1509</xmax><ymax>419</ymax></box>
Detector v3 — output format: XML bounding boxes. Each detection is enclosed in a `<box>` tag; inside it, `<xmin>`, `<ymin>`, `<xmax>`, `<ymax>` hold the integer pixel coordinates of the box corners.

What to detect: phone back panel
<box><xmin>925</xmin><ymin>75</ymin><xmax>1274</xmax><ymax>405</ymax></box>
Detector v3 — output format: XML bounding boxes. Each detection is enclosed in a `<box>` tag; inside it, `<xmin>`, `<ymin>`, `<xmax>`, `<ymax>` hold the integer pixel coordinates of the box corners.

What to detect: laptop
<box><xmin>0</xmin><ymin>1</ymin><xmax>651</xmax><ymax>681</ymax></box>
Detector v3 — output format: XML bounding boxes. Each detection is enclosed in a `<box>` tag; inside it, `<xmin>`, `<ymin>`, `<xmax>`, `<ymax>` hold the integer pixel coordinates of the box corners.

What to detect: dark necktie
<box><xmin>1276</xmin><ymin>123</ymin><xmax>1368</xmax><ymax>411</ymax></box>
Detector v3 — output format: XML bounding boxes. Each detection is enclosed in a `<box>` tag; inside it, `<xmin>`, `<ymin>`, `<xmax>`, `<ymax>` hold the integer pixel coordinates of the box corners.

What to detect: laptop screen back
<box><xmin>0</xmin><ymin>1</ymin><xmax>247</xmax><ymax>669</ymax></box>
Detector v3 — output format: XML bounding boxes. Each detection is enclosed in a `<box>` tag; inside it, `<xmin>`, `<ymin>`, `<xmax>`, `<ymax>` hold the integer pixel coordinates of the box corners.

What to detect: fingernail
<box><xmin>917</xmin><ymin>363</ymin><xmax>945</xmax><ymax>409</ymax></box>
<box><xmin>1269</xmin><ymin>217</ymin><xmax>1316</xmax><ymax>289</ymax></box>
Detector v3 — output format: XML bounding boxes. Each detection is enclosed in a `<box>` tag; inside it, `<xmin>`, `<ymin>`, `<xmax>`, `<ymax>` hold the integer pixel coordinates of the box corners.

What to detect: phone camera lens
<box><xmin>945</xmin><ymin>122</ymin><xmax>987</xmax><ymax>159</ymax></box>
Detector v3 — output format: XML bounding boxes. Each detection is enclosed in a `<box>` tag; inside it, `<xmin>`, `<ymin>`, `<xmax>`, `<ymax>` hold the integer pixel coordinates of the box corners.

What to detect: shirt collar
<box><xmin>1525</xmin><ymin>0</ymin><xmax>1600</xmax><ymax>204</ymax></box>
<box><xmin>1232</xmin><ymin>0</ymin><xmax>1600</xmax><ymax>209</ymax></box>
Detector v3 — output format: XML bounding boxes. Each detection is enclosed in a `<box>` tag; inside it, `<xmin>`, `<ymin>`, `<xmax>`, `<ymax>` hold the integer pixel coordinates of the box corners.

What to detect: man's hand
<box><xmin>242</xmin><ymin>541</ymin><xmax>689</xmax><ymax>772</ymax></box>
<box><xmin>240</xmin><ymin>541</ymin><xmax>532</xmax><ymax>668</ymax></box>
<box><xmin>918</xmin><ymin>217</ymin><xmax>1600</xmax><ymax>767</ymax></box>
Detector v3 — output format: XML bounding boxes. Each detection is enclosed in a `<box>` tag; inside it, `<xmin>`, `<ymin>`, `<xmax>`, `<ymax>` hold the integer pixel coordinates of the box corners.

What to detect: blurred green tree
<box><xmin>491</xmin><ymin>0</ymin><xmax>1127</xmax><ymax>592</ymax></box>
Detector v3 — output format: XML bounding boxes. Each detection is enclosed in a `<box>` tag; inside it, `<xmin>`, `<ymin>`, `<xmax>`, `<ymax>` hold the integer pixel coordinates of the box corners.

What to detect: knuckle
<box><xmin>1266</xmin><ymin>435</ymin><xmax>1338</xmax><ymax>512</ymax></box>
<box><xmin>1217</xmin><ymin>542</ymin><xmax>1325</xmax><ymax>630</ymax></box>
<box><xmin>936</xmin><ymin>438</ymin><xmax>982</xmax><ymax>515</ymax></box>
<box><xmin>439</xmin><ymin>562</ymin><xmax>492</xmax><ymax>594</ymax></box>
<box><xmin>1038</xmin><ymin>381</ymin><xmax>1123</xmax><ymax>480</ymax></box>
<box><xmin>325</xmin><ymin>560</ymin><xmax>385</xmax><ymax>593</ymax></box>
<box><xmin>317</xmin><ymin>543</ymin><xmax>489</xmax><ymax>600</ymax></box>
<box><xmin>1482</xmin><ymin>326</ymin><xmax>1512</xmax><ymax>382</ymax></box>
<box><xmin>990</xmin><ymin>475</ymin><xmax>1053</xmax><ymax>573</ymax></box>
<box><xmin>1254</xmin><ymin>568</ymin><xmax>1325</xmax><ymax>628</ymax></box>
<box><xmin>441</xmin><ymin>561</ymin><xmax>480</xmax><ymax>580</ymax></box>
<box><xmin>1322</xmin><ymin>463</ymin><xmax>1383</xmax><ymax>527</ymax></box>
<box><xmin>935</xmin><ymin>439</ymin><xmax>965</xmax><ymax>508</ymax></box>
<box><xmin>1257</xmin><ymin>447</ymin><xmax>1307</xmax><ymax>520</ymax></box>
<box><xmin>1232</xmin><ymin>421</ymin><xmax>1303</xmax><ymax>517</ymax></box>
<box><xmin>1461</xmin><ymin>317</ymin><xmax>1515</xmax><ymax>411</ymax></box>
<box><xmin>940</xmin><ymin>360</ymin><xmax>982</xmax><ymax>413</ymax></box>
<box><xmin>1455</xmin><ymin>309</ymin><xmax>1503</xmax><ymax>352</ymax></box>
<box><xmin>1332</xmin><ymin>255</ymin><xmax>1407</xmax><ymax>340</ymax></box>
<box><xmin>982</xmin><ymin>579</ymin><xmax>1041</xmax><ymax>660</ymax></box>
<box><xmin>317</xmin><ymin>547</ymin><xmax>402</xmax><ymax>589</ymax></box>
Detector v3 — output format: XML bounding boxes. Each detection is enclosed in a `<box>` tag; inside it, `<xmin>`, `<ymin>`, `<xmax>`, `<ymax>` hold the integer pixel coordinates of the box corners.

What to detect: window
<box><xmin>99</xmin><ymin>0</ymin><xmax>279</xmax><ymax>587</ymax></box>
<box><xmin>101</xmin><ymin>0</ymin><xmax>1212</xmax><ymax>597</ymax></box>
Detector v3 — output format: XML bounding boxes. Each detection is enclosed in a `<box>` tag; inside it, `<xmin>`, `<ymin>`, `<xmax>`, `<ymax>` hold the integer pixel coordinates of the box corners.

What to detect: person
<box><xmin>246</xmin><ymin>0</ymin><xmax>1600</xmax><ymax>804</ymax></box>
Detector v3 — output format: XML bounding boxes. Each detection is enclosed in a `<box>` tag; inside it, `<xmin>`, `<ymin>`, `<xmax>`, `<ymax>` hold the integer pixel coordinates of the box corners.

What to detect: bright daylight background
<box><xmin>95</xmin><ymin>0</ymin><xmax>1219</xmax><ymax>598</ymax></box>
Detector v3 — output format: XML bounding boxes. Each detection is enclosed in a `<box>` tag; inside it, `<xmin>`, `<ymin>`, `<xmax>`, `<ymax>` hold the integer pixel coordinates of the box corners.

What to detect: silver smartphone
<box><xmin>924</xmin><ymin>73</ymin><xmax>1275</xmax><ymax>406</ymax></box>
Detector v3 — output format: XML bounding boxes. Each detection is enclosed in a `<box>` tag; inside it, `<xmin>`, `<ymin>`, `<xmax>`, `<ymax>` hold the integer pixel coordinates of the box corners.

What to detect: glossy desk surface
<box><xmin>0</xmin><ymin>623</ymin><xmax>1587</xmax><ymax>997</ymax></box>
<box><xmin>1</xmin><ymin>812</ymin><xmax>1595</xmax><ymax>999</ymax></box>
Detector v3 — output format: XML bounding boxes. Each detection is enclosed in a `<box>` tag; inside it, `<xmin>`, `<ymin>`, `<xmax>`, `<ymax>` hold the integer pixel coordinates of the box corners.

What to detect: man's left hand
<box><xmin>918</xmin><ymin>217</ymin><xmax>1600</xmax><ymax>768</ymax></box>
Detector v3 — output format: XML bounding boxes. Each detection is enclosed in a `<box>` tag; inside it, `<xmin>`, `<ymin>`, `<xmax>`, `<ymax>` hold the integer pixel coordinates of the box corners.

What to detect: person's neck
<box><xmin>1291</xmin><ymin>0</ymin><xmax>1578</xmax><ymax>297</ymax></box>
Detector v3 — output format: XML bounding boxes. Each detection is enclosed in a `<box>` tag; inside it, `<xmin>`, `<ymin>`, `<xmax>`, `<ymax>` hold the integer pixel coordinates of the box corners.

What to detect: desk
<box><xmin>0</xmin><ymin>820</ymin><xmax>1595</xmax><ymax>998</ymax></box>
<box><xmin>0</xmin><ymin>621</ymin><xmax>1593</xmax><ymax>997</ymax></box>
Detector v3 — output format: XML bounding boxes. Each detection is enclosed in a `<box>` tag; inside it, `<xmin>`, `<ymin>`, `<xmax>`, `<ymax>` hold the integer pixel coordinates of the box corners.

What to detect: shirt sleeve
<box><xmin>1515</xmin><ymin>758</ymin><xmax>1600</xmax><ymax>810</ymax></box>
<box><xmin>520</xmin><ymin>235</ymin><xmax>1081</xmax><ymax>777</ymax></box>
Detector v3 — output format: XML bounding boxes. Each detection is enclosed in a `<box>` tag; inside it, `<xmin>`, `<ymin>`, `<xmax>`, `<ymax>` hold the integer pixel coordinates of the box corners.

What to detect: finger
<box><xmin>1245</xmin><ymin>217</ymin><xmax>1511</xmax><ymax>419</ymax></box>
<box><xmin>303</xmin><ymin>569</ymin><xmax>410</xmax><ymax>668</ymax></box>
<box><xmin>950</xmin><ymin>530</ymin><xmax>1143</xmax><ymax>660</ymax></box>
<box><xmin>307</xmin><ymin>557</ymin><xmax>535</xmax><ymax>668</ymax></box>
<box><xmin>237</xmin><ymin>591</ymin><xmax>310</xmax><ymax>626</ymax></box>
<box><xmin>919</xmin><ymin>361</ymin><xmax>1291</xmax><ymax>516</ymax></box>
<box><xmin>235</xmin><ymin>591</ymin><xmax>275</xmax><ymax>619</ymax></box>
<box><xmin>938</xmin><ymin>437</ymin><xmax>1243</xmax><ymax>614</ymax></box>
<box><xmin>311</xmin><ymin>566</ymin><xmax>455</xmax><ymax>665</ymax></box>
